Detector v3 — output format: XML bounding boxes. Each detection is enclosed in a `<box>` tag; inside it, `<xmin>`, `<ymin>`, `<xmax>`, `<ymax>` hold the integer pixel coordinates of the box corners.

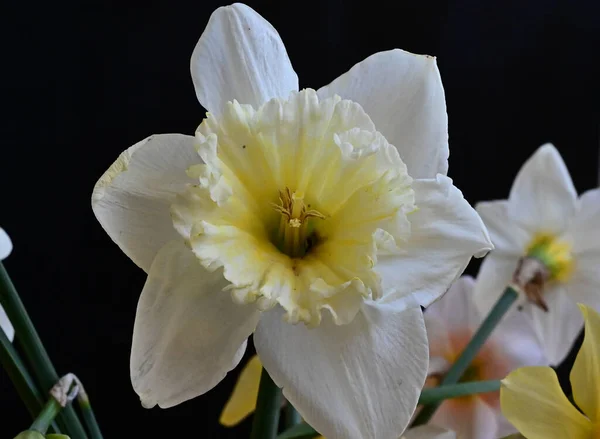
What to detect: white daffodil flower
<box><xmin>424</xmin><ymin>276</ymin><xmax>546</xmax><ymax>439</ymax></box>
<box><xmin>474</xmin><ymin>143</ymin><xmax>600</xmax><ymax>365</ymax></box>
<box><xmin>0</xmin><ymin>227</ymin><xmax>15</xmax><ymax>341</ymax></box>
<box><xmin>92</xmin><ymin>3</ymin><xmax>492</xmax><ymax>438</ymax></box>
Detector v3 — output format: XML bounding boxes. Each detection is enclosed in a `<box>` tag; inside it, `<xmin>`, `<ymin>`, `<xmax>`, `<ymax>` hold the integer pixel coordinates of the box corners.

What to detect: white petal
<box><xmin>377</xmin><ymin>175</ymin><xmax>493</xmax><ymax>307</ymax></box>
<box><xmin>92</xmin><ymin>134</ymin><xmax>199</xmax><ymax>272</ymax></box>
<box><xmin>508</xmin><ymin>144</ymin><xmax>577</xmax><ymax>235</ymax></box>
<box><xmin>472</xmin><ymin>255</ymin><xmax>519</xmax><ymax>318</ymax></box>
<box><xmin>0</xmin><ymin>304</ymin><xmax>14</xmax><ymax>342</ymax></box>
<box><xmin>425</xmin><ymin>276</ymin><xmax>479</xmax><ymax>333</ymax></box>
<box><xmin>425</xmin><ymin>276</ymin><xmax>478</xmax><ymax>363</ymax></box>
<box><xmin>430</xmin><ymin>397</ymin><xmax>499</xmax><ymax>439</ymax></box>
<box><xmin>254</xmin><ymin>301</ymin><xmax>428</xmax><ymax>439</ymax></box>
<box><xmin>475</xmin><ymin>200</ymin><xmax>530</xmax><ymax>256</ymax></box>
<box><xmin>569</xmin><ymin>188</ymin><xmax>600</xmax><ymax>256</ymax></box>
<box><xmin>317</xmin><ymin>49</ymin><xmax>448</xmax><ymax>179</ymax></box>
<box><xmin>402</xmin><ymin>425</ymin><xmax>456</xmax><ymax>439</ymax></box>
<box><xmin>0</xmin><ymin>227</ymin><xmax>12</xmax><ymax>260</ymax></box>
<box><xmin>565</xmin><ymin>258</ymin><xmax>600</xmax><ymax>315</ymax></box>
<box><xmin>526</xmin><ymin>285</ymin><xmax>583</xmax><ymax>366</ymax></box>
<box><xmin>130</xmin><ymin>240</ymin><xmax>260</xmax><ymax>408</ymax></box>
<box><xmin>493</xmin><ymin>308</ymin><xmax>548</xmax><ymax>370</ymax></box>
<box><xmin>190</xmin><ymin>3</ymin><xmax>298</xmax><ymax>116</ymax></box>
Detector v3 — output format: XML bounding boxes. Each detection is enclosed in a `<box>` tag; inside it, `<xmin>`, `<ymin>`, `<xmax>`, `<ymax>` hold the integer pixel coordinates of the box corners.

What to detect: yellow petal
<box><xmin>500</xmin><ymin>366</ymin><xmax>593</xmax><ymax>439</ymax></box>
<box><xmin>219</xmin><ymin>355</ymin><xmax>262</xmax><ymax>427</ymax></box>
<box><xmin>571</xmin><ymin>304</ymin><xmax>600</xmax><ymax>423</ymax></box>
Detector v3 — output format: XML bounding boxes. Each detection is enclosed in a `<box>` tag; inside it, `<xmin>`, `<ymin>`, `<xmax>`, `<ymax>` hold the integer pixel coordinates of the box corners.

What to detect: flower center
<box><xmin>525</xmin><ymin>233</ymin><xmax>573</xmax><ymax>282</ymax></box>
<box><xmin>271</xmin><ymin>188</ymin><xmax>325</xmax><ymax>258</ymax></box>
<box><xmin>513</xmin><ymin>233</ymin><xmax>574</xmax><ymax>311</ymax></box>
<box><xmin>171</xmin><ymin>89</ymin><xmax>415</xmax><ymax>326</ymax></box>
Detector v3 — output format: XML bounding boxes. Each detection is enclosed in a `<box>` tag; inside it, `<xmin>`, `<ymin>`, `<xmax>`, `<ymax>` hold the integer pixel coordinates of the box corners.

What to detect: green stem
<box><xmin>250</xmin><ymin>367</ymin><xmax>282</xmax><ymax>439</ymax></box>
<box><xmin>78</xmin><ymin>399</ymin><xmax>104</xmax><ymax>439</ymax></box>
<box><xmin>284</xmin><ymin>403</ymin><xmax>301</xmax><ymax>428</ymax></box>
<box><xmin>0</xmin><ymin>325</ymin><xmax>44</xmax><ymax>417</ymax></box>
<box><xmin>276</xmin><ymin>422</ymin><xmax>318</xmax><ymax>439</ymax></box>
<box><xmin>418</xmin><ymin>380</ymin><xmax>500</xmax><ymax>405</ymax></box>
<box><xmin>411</xmin><ymin>285</ymin><xmax>518</xmax><ymax>426</ymax></box>
<box><xmin>0</xmin><ymin>262</ymin><xmax>88</xmax><ymax>439</ymax></box>
<box><xmin>30</xmin><ymin>399</ymin><xmax>61</xmax><ymax>434</ymax></box>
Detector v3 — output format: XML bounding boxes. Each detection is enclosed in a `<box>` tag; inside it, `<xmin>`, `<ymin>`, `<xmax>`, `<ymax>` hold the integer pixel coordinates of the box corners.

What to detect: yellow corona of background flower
<box><xmin>92</xmin><ymin>3</ymin><xmax>492</xmax><ymax>438</ymax></box>
<box><xmin>501</xmin><ymin>303</ymin><xmax>600</xmax><ymax>439</ymax></box>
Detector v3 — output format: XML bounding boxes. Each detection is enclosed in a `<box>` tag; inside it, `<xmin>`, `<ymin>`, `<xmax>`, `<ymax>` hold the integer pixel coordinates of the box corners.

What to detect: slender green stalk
<box><xmin>411</xmin><ymin>285</ymin><xmax>519</xmax><ymax>426</ymax></box>
<box><xmin>417</xmin><ymin>380</ymin><xmax>500</xmax><ymax>405</ymax></box>
<box><xmin>30</xmin><ymin>399</ymin><xmax>61</xmax><ymax>434</ymax></box>
<box><xmin>276</xmin><ymin>422</ymin><xmax>318</xmax><ymax>439</ymax></box>
<box><xmin>276</xmin><ymin>380</ymin><xmax>502</xmax><ymax>439</ymax></box>
<box><xmin>78</xmin><ymin>398</ymin><xmax>103</xmax><ymax>439</ymax></box>
<box><xmin>250</xmin><ymin>367</ymin><xmax>283</xmax><ymax>439</ymax></box>
<box><xmin>284</xmin><ymin>403</ymin><xmax>302</xmax><ymax>428</ymax></box>
<box><xmin>0</xmin><ymin>262</ymin><xmax>88</xmax><ymax>438</ymax></box>
<box><xmin>0</xmin><ymin>326</ymin><xmax>44</xmax><ymax>417</ymax></box>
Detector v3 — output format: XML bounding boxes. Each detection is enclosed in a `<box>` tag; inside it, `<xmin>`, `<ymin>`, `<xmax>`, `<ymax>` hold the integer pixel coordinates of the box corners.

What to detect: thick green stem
<box><xmin>411</xmin><ymin>285</ymin><xmax>518</xmax><ymax>426</ymax></box>
<box><xmin>250</xmin><ymin>367</ymin><xmax>282</xmax><ymax>439</ymax></box>
<box><xmin>0</xmin><ymin>326</ymin><xmax>44</xmax><ymax>417</ymax></box>
<box><xmin>30</xmin><ymin>399</ymin><xmax>61</xmax><ymax>434</ymax></box>
<box><xmin>284</xmin><ymin>403</ymin><xmax>302</xmax><ymax>428</ymax></box>
<box><xmin>78</xmin><ymin>398</ymin><xmax>104</xmax><ymax>439</ymax></box>
<box><xmin>417</xmin><ymin>380</ymin><xmax>500</xmax><ymax>405</ymax></box>
<box><xmin>0</xmin><ymin>262</ymin><xmax>88</xmax><ymax>438</ymax></box>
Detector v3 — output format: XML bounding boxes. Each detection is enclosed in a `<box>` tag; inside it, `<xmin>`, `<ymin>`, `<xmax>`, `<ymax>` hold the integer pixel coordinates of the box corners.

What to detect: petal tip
<box><xmin>0</xmin><ymin>227</ymin><xmax>13</xmax><ymax>260</ymax></box>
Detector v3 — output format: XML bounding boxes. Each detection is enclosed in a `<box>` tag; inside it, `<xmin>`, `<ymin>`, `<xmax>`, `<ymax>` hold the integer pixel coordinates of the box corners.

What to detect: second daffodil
<box><xmin>91</xmin><ymin>3</ymin><xmax>492</xmax><ymax>438</ymax></box>
<box><xmin>474</xmin><ymin>144</ymin><xmax>600</xmax><ymax>365</ymax></box>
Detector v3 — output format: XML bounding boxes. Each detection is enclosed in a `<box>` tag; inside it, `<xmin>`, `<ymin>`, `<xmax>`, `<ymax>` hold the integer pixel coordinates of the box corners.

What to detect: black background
<box><xmin>1</xmin><ymin>0</ymin><xmax>599</xmax><ymax>437</ymax></box>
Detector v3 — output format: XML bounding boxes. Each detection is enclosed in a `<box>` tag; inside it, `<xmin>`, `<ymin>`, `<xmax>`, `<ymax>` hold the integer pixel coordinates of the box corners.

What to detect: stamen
<box><xmin>271</xmin><ymin>187</ymin><xmax>325</xmax><ymax>258</ymax></box>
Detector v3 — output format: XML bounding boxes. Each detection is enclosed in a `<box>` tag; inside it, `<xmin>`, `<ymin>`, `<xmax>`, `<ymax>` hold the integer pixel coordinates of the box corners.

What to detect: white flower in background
<box><xmin>91</xmin><ymin>3</ymin><xmax>492</xmax><ymax>438</ymax></box>
<box><xmin>0</xmin><ymin>227</ymin><xmax>15</xmax><ymax>341</ymax></box>
<box><xmin>474</xmin><ymin>144</ymin><xmax>600</xmax><ymax>365</ymax></box>
<box><xmin>424</xmin><ymin>276</ymin><xmax>546</xmax><ymax>439</ymax></box>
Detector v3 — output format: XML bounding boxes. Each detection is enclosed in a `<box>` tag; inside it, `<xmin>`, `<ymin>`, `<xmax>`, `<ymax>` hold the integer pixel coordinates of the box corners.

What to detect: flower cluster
<box><xmin>2</xmin><ymin>2</ymin><xmax>597</xmax><ymax>439</ymax></box>
<box><xmin>88</xmin><ymin>3</ymin><xmax>600</xmax><ymax>439</ymax></box>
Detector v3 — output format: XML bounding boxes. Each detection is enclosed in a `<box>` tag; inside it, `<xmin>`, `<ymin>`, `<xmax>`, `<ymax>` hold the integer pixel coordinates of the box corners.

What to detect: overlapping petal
<box><xmin>130</xmin><ymin>240</ymin><xmax>260</xmax><ymax>408</ymax></box>
<box><xmin>377</xmin><ymin>175</ymin><xmax>493</xmax><ymax>307</ymax></box>
<box><xmin>254</xmin><ymin>301</ymin><xmax>428</xmax><ymax>439</ymax></box>
<box><xmin>475</xmin><ymin>200</ymin><xmax>529</xmax><ymax>256</ymax></box>
<box><xmin>92</xmin><ymin>134</ymin><xmax>199</xmax><ymax>272</ymax></box>
<box><xmin>501</xmin><ymin>367</ymin><xmax>593</xmax><ymax>439</ymax></box>
<box><xmin>317</xmin><ymin>49</ymin><xmax>448</xmax><ymax>179</ymax></box>
<box><xmin>190</xmin><ymin>3</ymin><xmax>298</xmax><ymax>116</ymax></box>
